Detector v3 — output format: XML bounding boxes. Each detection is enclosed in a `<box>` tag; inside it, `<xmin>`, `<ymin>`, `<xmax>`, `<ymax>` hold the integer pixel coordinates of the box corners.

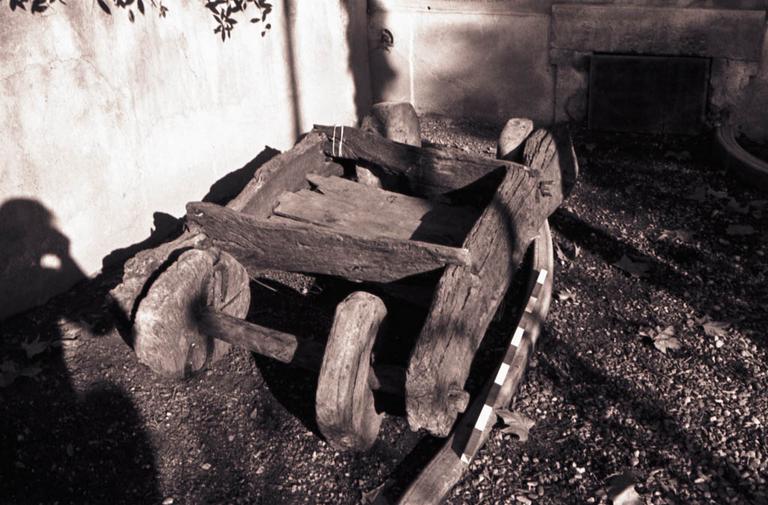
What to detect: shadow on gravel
<box><xmin>538</xmin><ymin>336</ymin><xmax>760</xmax><ymax>503</ymax></box>
<box><xmin>0</xmin><ymin>199</ymin><xmax>160</xmax><ymax>504</ymax></box>
<box><xmin>550</xmin><ymin>208</ymin><xmax>766</xmax><ymax>356</ymax></box>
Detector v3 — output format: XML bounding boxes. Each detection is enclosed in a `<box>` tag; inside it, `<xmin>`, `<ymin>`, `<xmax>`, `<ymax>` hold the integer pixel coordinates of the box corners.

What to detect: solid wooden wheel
<box><xmin>133</xmin><ymin>247</ymin><xmax>250</xmax><ymax>378</ymax></box>
<box><xmin>316</xmin><ymin>291</ymin><xmax>387</xmax><ymax>451</ymax></box>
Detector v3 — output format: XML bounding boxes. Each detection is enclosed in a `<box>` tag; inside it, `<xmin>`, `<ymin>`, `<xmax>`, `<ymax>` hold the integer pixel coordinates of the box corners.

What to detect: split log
<box><xmin>272</xmin><ymin>175</ymin><xmax>478</xmax><ymax>246</ymax></box>
<box><xmin>186</xmin><ymin>202</ymin><xmax>471</xmax><ymax>283</ymax></box>
<box><xmin>405</xmin><ymin>127</ymin><xmax>578</xmax><ymax>437</ymax></box>
<box><xmin>313</xmin><ymin>125</ymin><xmax>523</xmax><ymax>198</ymax></box>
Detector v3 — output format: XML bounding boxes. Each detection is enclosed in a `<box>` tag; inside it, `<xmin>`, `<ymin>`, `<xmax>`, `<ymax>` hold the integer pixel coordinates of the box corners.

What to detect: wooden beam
<box><xmin>186</xmin><ymin>202</ymin><xmax>471</xmax><ymax>283</ymax></box>
<box><xmin>313</xmin><ymin>125</ymin><xmax>524</xmax><ymax>198</ymax></box>
<box><xmin>404</xmin><ymin>127</ymin><xmax>576</xmax><ymax>437</ymax></box>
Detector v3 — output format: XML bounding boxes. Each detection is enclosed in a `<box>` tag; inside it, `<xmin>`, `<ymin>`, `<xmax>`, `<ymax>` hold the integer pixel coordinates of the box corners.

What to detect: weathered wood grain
<box><xmin>187</xmin><ymin>202</ymin><xmax>471</xmax><ymax>283</ymax></box>
<box><xmin>398</xmin><ymin>220</ymin><xmax>554</xmax><ymax>505</ymax></box>
<box><xmin>404</xmin><ymin>127</ymin><xmax>576</xmax><ymax>437</ymax></box>
<box><xmin>316</xmin><ymin>292</ymin><xmax>387</xmax><ymax>451</ymax></box>
<box><xmin>313</xmin><ymin>125</ymin><xmax>524</xmax><ymax>198</ymax></box>
<box><xmin>272</xmin><ymin>175</ymin><xmax>477</xmax><ymax>246</ymax></box>
<box><xmin>132</xmin><ymin>248</ymin><xmax>251</xmax><ymax>378</ymax></box>
<box><xmin>228</xmin><ymin>131</ymin><xmax>344</xmax><ymax>218</ymax></box>
<box><xmin>111</xmin><ymin>132</ymin><xmax>341</xmax><ymax>327</ymax></box>
<box><xmin>110</xmin><ymin>232</ymin><xmax>206</xmax><ymax>323</ymax></box>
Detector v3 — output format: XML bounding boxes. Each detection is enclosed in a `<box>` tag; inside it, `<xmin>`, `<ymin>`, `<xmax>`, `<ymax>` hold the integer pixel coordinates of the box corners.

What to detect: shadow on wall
<box><xmin>0</xmin><ymin>198</ymin><xmax>160</xmax><ymax>504</ymax></box>
<box><xmin>0</xmin><ymin>199</ymin><xmax>86</xmax><ymax>320</ymax></box>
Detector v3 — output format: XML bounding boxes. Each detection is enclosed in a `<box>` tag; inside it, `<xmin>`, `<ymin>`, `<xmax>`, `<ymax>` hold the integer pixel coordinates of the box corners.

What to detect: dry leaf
<box><xmin>658</xmin><ymin>229</ymin><xmax>694</xmax><ymax>243</ymax></box>
<box><xmin>613</xmin><ymin>255</ymin><xmax>650</xmax><ymax>277</ymax></box>
<box><xmin>708</xmin><ymin>188</ymin><xmax>729</xmax><ymax>199</ymax></box>
<box><xmin>607</xmin><ymin>471</ymin><xmax>643</xmax><ymax>505</ymax></box>
<box><xmin>361</xmin><ymin>482</ymin><xmax>387</xmax><ymax>504</ymax></box>
<box><xmin>19</xmin><ymin>365</ymin><xmax>42</xmax><ymax>378</ymax></box>
<box><xmin>686</xmin><ymin>185</ymin><xmax>707</xmax><ymax>202</ymax></box>
<box><xmin>726</xmin><ymin>224</ymin><xmax>755</xmax><ymax>236</ymax></box>
<box><xmin>21</xmin><ymin>338</ymin><xmax>48</xmax><ymax>359</ymax></box>
<box><xmin>727</xmin><ymin>199</ymin><xmax>750</xmax><ymax>215</ymax></box>
<box><xmin>702</xmin><ymin>320</ymin><xmax>730</xmax><ymax>338</ymax></box>
<box><xmin>496</xmin><ymin>409</ymin><xmax>535</xmax><ymax>442</ymax></box>
<box><xmin>652</xmin><ymin>325</ymin><xmax>681</xmax><ymax>354</ymax></box>
<box><xmin>664</xmin><ymin>150</ymin><xmax>691</xmax><ymax>161</ymax></box>
<box><xmin>556</xmin><ymin>288</ymin><xmax>577</xmax><ymax>302</ymax></box>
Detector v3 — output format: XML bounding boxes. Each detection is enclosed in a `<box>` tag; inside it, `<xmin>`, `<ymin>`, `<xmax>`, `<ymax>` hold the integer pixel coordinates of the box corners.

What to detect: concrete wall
<box><xmin>369</xmin><ymin>0</ymin><xmax>768</xmax><ymax>131</ymax></box>
<box><xmin>0</xmin><ymin>0</ymin><xmax>371</xmax><ymax>320</ymax></box>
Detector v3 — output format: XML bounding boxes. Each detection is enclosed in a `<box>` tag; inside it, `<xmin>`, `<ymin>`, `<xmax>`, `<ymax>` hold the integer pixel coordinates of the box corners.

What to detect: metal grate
<box><xmin>588</xmin><ymin>54</ymin><xmax>710</xmax><ymax>134</ymax></box>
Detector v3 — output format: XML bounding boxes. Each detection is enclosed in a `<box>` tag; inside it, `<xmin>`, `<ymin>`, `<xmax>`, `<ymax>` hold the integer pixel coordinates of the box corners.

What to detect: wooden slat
<box><xmin>186</xmin><ymin>202</ymin><xmax>471</xmax><ymax>283</ymax></box>
<box><xmin>313</xmin><ymin>125</ymin><xmax>523</xmax><ymax>198</ymax></box>
<box><xmin>273</xmin><ymin>175</ymin><xmax>478</xmax><ymax>246</ymax></box>
<box><xmin>404</xmin><ymin>127</ymin><xmax>576</xmax><ymax>437</ymax></box>
<box><xmin>228</xmin><ymin>131</ymin><xmax>344</xmax><ymax>218</ymax></box>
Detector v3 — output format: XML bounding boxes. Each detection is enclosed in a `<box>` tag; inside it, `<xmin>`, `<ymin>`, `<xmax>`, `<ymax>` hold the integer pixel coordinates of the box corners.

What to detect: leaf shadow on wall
<box><xmin>0</xmin><ymin>198</ymin><xmax>160</xmax><ymax>504</ymax></box>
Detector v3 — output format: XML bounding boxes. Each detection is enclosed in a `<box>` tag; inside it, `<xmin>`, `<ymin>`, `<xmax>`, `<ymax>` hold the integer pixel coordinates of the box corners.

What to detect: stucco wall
<box><xmin>369</xmin><ymin>0</ymin><xmax>768</xmax><ymax>129</ymax></box>
<box><xmin>0</xmin><ymin>0</ymin><xmax>370</xmax><ymax>320</ymax></box>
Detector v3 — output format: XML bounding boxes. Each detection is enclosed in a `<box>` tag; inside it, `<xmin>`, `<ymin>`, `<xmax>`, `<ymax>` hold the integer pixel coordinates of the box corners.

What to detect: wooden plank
<box><xmin>274</xmin><ymin>190</ymin><xmax>425</xmax><ymax>241</ymax></box>
<box><xmin>186</xmin><ymin>201</ymin><xmax>471</xmax><ymax>283</ymax></box>
<box><xmin>273</xmin><ymin>175</ymin><xmax>478</xmax><ymax>246</ymax></box>
<box><xmin>404</xmin><ymin>127</ymin><xmax>576</xmax><ymax>437</ymax></box>
<box><xmin>228</xmin><ymin>131</ymin><xmax>344</xmax><ymax>218</ymax></box>
<box><xmin>398</xmin><ymin>221</ymin><xmax>554</xmax><ymax>505</ymax></box>
<box><xmin>313</xmin><ymin>125</ymin><xmax>524</xmax><ymax>198</ymax></box>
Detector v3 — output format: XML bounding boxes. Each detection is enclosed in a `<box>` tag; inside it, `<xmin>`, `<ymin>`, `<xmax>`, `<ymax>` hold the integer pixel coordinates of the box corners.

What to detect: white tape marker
<box><xmin>475</xmin><ymin>404</ymin><xmax>494</xmax><ymax>431</ymax></box>
<box><xmin>494</xmin><ymin>363</ymin><xmax>510</xmax><ymax>386</ymax></box>
<box><xmin>511</xmin><ymin>326</ymin><xmax>524</xmax><ymax>347</ymax></box>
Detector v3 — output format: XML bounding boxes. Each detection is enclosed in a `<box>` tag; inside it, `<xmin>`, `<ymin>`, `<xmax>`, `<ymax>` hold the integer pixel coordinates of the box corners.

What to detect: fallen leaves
<box><xmin>496</xmin><ymin>409</ymin><xmax>535</xmax><ymax>442</ymax></box>
<box><xmin>701</xmin><ymin>320</ymin><xmax>730</xmax><ymax>338</ymax></box>
<box><xmin>556</xmin><ymin>288</ymin><xmax>577</xmax><ymax>302</ymax></box>
<box><xmin>657</xmin><ymin>228</ymin><xmax>694</xmax><ymax>243</ymax></box>
<box><xmin>21</xmin><ymin>338</ymin><xmax>48</xmax><ymax>359</ymax></box>
<box><xmin>555</xmin><ymin>240</ymin><xmax>581</xmax><ymax>264</ymax></box>
<box><xmin>0</xmin><ymin>359</ymin><xmax>43</xmax><ymax>388</ymax></box>
<box><xmin>640</xmin><ymin>325</ymin><xmax>682</xmax><ymax>354</ymax></box>
<box><xmin>606</xmin><ymin>472</ymin><xmax>643</xmax><ymax>505</ymax></box>
<box><xmin>725</xmin><ymin>224</ymin><xmax>755</xmax><ymax>236</ymax></box>
<box><xmin>613</xmin><ymin>255</ymin><xmax>651</xmax><ymax>277</ymax></box>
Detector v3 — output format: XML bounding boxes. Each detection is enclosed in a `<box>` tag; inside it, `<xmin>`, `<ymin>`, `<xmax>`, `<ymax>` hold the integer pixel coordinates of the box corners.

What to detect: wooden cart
<box><xmin>111</xmin><ymin>109</ymin><xmax>577</xmax><ymax>502</ymax></box>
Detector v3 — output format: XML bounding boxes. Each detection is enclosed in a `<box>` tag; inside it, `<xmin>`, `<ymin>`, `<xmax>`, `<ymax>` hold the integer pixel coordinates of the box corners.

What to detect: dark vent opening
<box><xmin>588</xmin><ymin>54</ymin><xmax>710</xmax><ymax>134</ymax></box>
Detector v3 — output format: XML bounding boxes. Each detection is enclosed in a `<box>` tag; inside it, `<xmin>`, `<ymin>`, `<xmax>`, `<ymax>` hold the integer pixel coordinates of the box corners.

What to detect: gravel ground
<box><xmin>1</xmin><ymin>114</ymin><xmax>767</xmax><ymax>505</ymax></box>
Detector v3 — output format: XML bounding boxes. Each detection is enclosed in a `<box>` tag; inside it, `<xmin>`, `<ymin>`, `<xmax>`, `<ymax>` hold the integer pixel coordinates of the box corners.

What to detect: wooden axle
<box><xmin>197</xmin><ymin>307</ymin><xmax>406</xmax><ymax>397</ymax></box>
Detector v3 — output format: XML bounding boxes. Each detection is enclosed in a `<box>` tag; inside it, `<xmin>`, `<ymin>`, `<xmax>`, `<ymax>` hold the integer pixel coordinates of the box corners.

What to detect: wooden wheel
<box><xmin>133</xmin><ymin>248</ymin><xmax>250</xmax><ymax>378</ymax></box>
<box><xmin>316</xmin><ymin>291</ymin><xmax>387</xmax><ymax>451</ymax></box>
